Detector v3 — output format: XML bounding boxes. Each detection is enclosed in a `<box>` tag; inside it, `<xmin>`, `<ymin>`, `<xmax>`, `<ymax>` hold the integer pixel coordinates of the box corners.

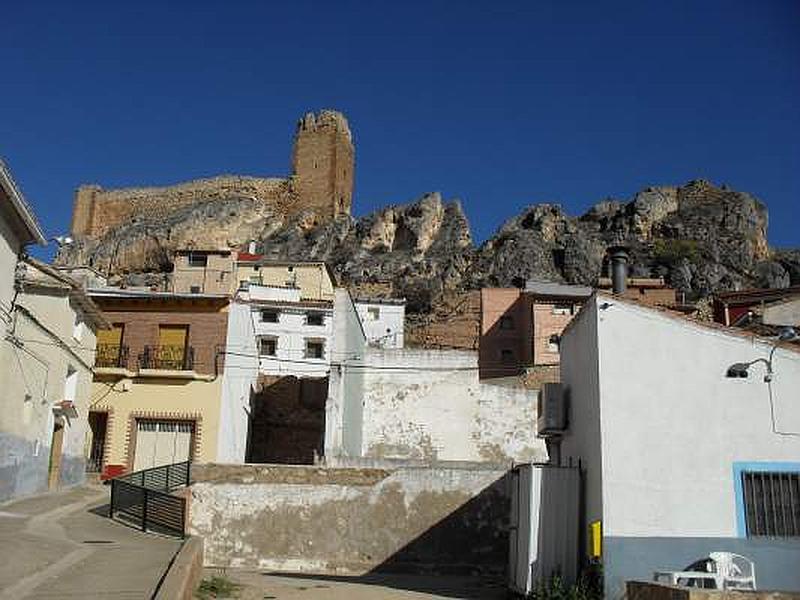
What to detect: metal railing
<box><xmin>139</xmin><ymin>345</ymin><xmax>195</xmax><ymax>371</ymax></box>
<box><xmin>109</xmin><ymin>461</ymin><xmax>191</xmax><ymax>537</ymax></box>
<box><xmin>95</xmin><ymin>344</ymin><xmax>129</xmax><ymax>369</ymax></box>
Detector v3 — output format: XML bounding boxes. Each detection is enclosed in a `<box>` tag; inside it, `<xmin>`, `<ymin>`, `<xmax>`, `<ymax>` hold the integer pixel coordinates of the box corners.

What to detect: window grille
<box><xmin>741</xmin><ymin>471</ymin><xmax>800</xmax><ymax>537</ymax></box>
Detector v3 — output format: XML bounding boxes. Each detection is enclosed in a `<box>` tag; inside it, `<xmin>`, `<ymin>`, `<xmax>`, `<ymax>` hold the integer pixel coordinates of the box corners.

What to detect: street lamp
<box><xmin>726</xmin><ymin>327</ymin><xmax>799</xmax><ymax>382</ymax></box>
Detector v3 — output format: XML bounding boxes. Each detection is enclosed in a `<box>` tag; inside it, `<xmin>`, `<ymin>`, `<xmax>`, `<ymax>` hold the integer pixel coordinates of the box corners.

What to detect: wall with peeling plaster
<box><xmin>188</xmin><ymin>463</ymin><xmax>511</xmax><ymax>574</ymax></box>
<box><xmin>360</xmin><ymin>348</ymin><xmax>545</xmax><ymax>463</ymax></box>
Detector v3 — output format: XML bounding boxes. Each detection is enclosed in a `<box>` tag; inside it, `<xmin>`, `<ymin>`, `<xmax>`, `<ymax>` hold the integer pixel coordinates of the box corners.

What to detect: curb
<box><xmin>153</xmin><ymin>536</ymin><xmax>204</xmax><ymax>600</ymax></box>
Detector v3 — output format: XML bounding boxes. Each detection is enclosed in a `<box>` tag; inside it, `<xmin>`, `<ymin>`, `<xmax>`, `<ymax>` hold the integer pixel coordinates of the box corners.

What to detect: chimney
<box><xmin>608</xmin><ymin>245</ymin><xmax>629</xmax><ymax>295</ymax></box>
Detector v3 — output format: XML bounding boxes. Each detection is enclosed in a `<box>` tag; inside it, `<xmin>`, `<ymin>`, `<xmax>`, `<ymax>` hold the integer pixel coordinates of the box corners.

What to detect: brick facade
<box><xmin>92</xmin><ymin>296</ymin><xmax>229</xmax><ymax>375</ymax></box>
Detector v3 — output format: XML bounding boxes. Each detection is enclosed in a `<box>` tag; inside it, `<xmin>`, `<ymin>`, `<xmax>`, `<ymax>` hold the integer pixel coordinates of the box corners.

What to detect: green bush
<box><xmin>195</xmin><ymin>574</ymin><xmax>242</xmax><ymax>599</ymax></box>
<box><xmin>528</xmin><ymin>568</ymin><xmax>603</xmax><ymax>600</ymax></box>
<box><xmin>653</xmin><ymin>238</ymin><xmax>700</xmax><ymax>265</ymax></box>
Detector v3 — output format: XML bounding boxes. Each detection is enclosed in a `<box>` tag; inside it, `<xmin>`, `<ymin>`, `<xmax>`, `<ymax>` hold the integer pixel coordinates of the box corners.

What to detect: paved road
<box><xmin>206</xmin><ymin>569</ymin><xmax>509</xmax><ymax>600</ymax></box>
<box><xmin>0</xmin><ymin>485</ymin><xmax>181</xmax><ymax>599</ymax></box>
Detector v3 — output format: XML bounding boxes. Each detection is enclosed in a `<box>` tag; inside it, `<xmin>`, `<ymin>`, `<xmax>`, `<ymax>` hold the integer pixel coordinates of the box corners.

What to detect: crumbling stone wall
<box><xmin>71</xmin><ymin>110</ymin><xmax>354</xmax><ymax>239</ymax></box>
<box><xmin>189</xmin><ymin>463</ymin><xmax>511</xmax><ymax>575</ymax></box>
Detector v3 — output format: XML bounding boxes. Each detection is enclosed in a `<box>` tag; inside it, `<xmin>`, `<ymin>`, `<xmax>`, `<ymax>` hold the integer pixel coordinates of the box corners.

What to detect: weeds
<box><xmin>195</xmin><ymin>574</ymin><xmax>242</xmax><ymax>599</ymax></box>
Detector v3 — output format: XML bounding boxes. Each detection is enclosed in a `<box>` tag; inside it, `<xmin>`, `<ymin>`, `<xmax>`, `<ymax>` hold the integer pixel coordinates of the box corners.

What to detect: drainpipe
<box><xmin>608</xmin><ymin>245</ymin><xmax>630</xmax><ymax>296</ymax></box>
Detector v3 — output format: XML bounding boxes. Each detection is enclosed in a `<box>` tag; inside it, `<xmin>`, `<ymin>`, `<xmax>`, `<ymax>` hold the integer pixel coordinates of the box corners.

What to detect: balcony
<box><xmin>139</xmin><ymin>345</ymin><xmax>195</xmax><ymax>371</ymax></box>
<box><xmin>95</xmin><ymin>344</ymin><xmax>129</xmax><ymax>369</ymax></box>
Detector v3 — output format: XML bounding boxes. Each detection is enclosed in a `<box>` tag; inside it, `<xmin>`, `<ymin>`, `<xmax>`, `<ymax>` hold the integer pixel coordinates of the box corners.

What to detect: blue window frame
<box><xmin>733</xmin><ymin>461</ymin><xmax>800</xmax><ymax>538</ymax></box>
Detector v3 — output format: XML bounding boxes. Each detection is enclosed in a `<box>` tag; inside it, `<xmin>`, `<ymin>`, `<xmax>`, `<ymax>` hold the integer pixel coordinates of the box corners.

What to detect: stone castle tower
<box><xmin>291</xmin><ymin>110</ymin><xmax>354</xmax><ymax>218</ymax></box>
<box><xmin>70</xmin><ymin>109</ymin><xmax>354</xmax><ymax>239</ymax></box>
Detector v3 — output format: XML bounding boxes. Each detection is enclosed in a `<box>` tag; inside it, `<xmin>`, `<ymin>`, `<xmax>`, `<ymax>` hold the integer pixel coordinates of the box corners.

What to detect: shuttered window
<box><xmin>742</xmin><ymin>471</ymin><xmax>800</xmax><ymax>537</ymax></box>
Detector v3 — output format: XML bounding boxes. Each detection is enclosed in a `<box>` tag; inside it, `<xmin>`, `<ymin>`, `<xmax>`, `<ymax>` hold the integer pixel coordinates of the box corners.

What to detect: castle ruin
<box><xmin>70</xmin><ymin>110</ymin><xmax>354</xmax><ymax>239</ymax></box>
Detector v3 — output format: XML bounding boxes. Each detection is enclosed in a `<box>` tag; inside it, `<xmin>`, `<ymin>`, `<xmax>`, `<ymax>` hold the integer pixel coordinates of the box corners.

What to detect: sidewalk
<box><xmin>0</xmin><ymin>485</ymin><xmax>182</xmax><ymax>599</ymax></box>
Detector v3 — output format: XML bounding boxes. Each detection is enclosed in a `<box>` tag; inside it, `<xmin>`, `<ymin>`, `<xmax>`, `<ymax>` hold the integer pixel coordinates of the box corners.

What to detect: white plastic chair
<box><xmin>708</xmin><ymin>552</ymin><xmax>757</xmax><ymax>591</ymax></box>
<box><xmin>654</xmin><ymin>552</ymin><xmax>756</xmax><ymax>591</ymax></box>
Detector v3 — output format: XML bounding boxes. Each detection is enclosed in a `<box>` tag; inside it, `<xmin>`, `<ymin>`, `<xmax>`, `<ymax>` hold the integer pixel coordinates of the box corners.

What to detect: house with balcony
<box><xmin>85</xmin><ymin>288</ymin><xmax>229</xmax><ymax>478</ymax></box>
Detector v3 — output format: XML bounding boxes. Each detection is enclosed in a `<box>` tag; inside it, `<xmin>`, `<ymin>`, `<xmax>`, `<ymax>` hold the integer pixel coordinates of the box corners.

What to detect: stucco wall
<box><xmin>559</xmin><ymin>300</ymin><xmax>603</xmax><ymax>528</ymax></box>
<box><xmin>0</xmin><ymin>287</ymin><xmax>97</xmax><ymax>501</ymax></box>
<box><xmin>188</xmin><ymin>463</ymin><xmax>510</xmax><ymax>575</ymax></box>
<box><xmin>561</xmin><ymin>296</ymin><xmax>800</xmax><ymax>596</ymax></box>
<box><xmin>356</xmin><ymin>348</ymin><xmax>544</xmax><ymax>464</ymax></box>
<box><xmin>90</xmin><ymin>376</ymin><xmax>224</xmax><ymax>472</ymax></box>
<box><xmin>237</xmin><ymin>264</ymin><xmax>335</xmax><ymax>301</ymax></box>
<box><xmin>325</xmin><ymin>289</ymin><xmax>366</xmax><ymax>458</ymax></box>
<box><xmin>217</xmin><ymin>301</ymin><xmax>258</xmax><ymax>463</ymax></box>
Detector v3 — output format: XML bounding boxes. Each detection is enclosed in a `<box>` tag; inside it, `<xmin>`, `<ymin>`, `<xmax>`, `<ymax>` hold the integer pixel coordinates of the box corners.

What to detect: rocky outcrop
<box><xmin>56</xmin><ymin>179</ymin><xmax>795</xmax><ymax>312</ymax></box>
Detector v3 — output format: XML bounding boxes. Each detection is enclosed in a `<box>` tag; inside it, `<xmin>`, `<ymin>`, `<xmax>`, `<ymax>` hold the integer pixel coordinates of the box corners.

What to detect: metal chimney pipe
<box><xmin>608</xmin><ymin>245</ymin><xmax>629</xmax><ymax>295</ymax></box>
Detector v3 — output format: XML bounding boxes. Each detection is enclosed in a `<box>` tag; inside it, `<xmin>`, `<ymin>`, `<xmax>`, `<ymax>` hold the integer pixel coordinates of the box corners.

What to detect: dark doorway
<box><xmin>87</xmin><ymin>412</ymin><xmax>108</xmax><ymax>473</ymax></box>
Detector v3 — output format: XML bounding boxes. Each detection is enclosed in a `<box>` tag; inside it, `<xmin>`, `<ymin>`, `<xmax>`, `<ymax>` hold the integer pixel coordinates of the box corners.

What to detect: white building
<box><xmin>557</xmin><ymin>294</ymin><xmax>800</xmax><ymax>595</ymax></box>
<box><xmin>244</xmin><ymin>284</ymin><xmax>334</xmax><ymax>378</ymax></box>
<box><xmin>0</xmin><ymin>160</ymin><xmax>110</xmax><ymax>501</ymax></box>
<box><xmin>354</xmin><ymin>297</ymin><xmax>405</xmax><ymax>349</ymax></box>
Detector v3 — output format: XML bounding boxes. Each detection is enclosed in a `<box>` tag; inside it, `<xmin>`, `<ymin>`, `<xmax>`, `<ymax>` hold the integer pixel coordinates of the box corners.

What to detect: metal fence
<box><xmin>109</xmin><ymin>461</ymin><xmax>191</xmax><ymax>537</ymax></box>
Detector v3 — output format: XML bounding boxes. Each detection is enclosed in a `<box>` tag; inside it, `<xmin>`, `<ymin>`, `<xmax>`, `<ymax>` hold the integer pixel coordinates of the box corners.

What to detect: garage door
<box><xmin>133</xmin><ymin>420</ymin><xmax>194</xmax><ymax>471</ymax></box>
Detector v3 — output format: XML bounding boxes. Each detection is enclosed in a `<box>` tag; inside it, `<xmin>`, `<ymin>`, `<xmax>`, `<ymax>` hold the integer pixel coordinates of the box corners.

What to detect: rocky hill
<box><xmin>56</xmin><ymin>179</ymin><xmax>799</xmax><ymax>314</ymax></box>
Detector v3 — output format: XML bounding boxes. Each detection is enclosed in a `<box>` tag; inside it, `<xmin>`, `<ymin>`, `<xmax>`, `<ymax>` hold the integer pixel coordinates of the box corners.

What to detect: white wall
<box><xmin>559</xmin><ymin>299</ymin><xmax>603</xmax><ymax>526</ymax></box>
<box><xmin>0</xmin><ymin>284</ymin><xmax>98</xmax><ymax>500</ymax></box>
<box><xmin>596</xmin><ymin>297</ymin><xmax>800</xmax><ymax>539</ymax></box>
<box><xmin>324</xmin><ymin>289</ymin><xmax>366</xmax><ymax>458</ymax></box>
<box><xmin>328</xmin><ymin>342</ymin><xmax>546</xmax><ymax>464</ymax></box>
<box><xmin>217</xmin><ymin>300</ymin><xmax>258</xmax><ymax>463</ymax></box>
<box><xmin>252</xmin><ymin>305</ymin><xmax>333</xmax><ymax>377</ymax></box>
<box><xmin>355</xmin><ymin>301</ymin><xmax>405</xmax><ymax>348</ymax></box>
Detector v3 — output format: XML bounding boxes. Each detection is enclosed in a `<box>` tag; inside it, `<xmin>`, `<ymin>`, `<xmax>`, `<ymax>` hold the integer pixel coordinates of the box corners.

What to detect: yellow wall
<box><xmin>236</xmin><ymin>264</ymin><xmax>334</xmax><ymax>301</ymax></box>
<box><xmin>91</xmin><ymin>376</ymin><xmax>223</xmax><ymax>469</ymax></box>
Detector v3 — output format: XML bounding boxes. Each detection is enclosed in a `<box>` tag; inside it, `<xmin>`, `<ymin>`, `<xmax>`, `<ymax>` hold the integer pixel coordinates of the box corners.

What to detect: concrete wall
<box><xmin>560</xmin><ymin>296</ymin><xmax>800</xmax><ymax>596</ymax></box>
<box><xmin>559</xmin><ymin>299</ymin><xmax>603</xmax><ymax>529</ymax></box>
<box><xmin>324</xmin><ymin>289</ymin><xmax>366</xmax><ymax>458</ymax></box>
<box><xmin>188</xmin><ymin>463</ymin><xmax>510</xmax><ymax>575</ymax></box>
<box><xmin>217</xmin><ymin>300</ymin><xmax>258</xmax><ymax>463</ymax></box>
<box><xmin>0</xmin><ymin>285</ymin><xmax>97</xmax><ymax>501</ymax></box>
<box><xmin>335</xmin><ymin>346</ymin><xmax>546</xmax><ymax>464</ymax></box>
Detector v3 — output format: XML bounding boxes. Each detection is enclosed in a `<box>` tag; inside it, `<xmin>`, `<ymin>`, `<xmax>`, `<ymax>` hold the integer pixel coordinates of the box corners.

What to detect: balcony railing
<box><xmin>95</xmin><ymin>344</ymin><xmax>129</xmax><ymax>369</ymax></box>
<box><xmin>139</xmin><ymin>345</ymin><xmax>195</xmax><ymax>371</ymax></box>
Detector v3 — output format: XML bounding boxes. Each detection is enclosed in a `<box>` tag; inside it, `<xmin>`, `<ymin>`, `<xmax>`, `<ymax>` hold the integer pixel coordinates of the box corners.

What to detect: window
<box><xmin>261</xmin><ymin>310</ymin><xmax>279</xmax><ymax>323</ymax></box>
<box><xmin>188</xmin><ymin>254</ymin><xmax>207</xmax><ymax>268</ymax></box>
<box><xmin>306</xmin><ymin>340</ymin><xmax>325</xmax><ymax>359</ymax></box>
<box><xmin>190</xmin><ymin>285</ymin><xmax>201</xmax><ymax>294</ymax></box>
<box><xmin>306</xmin><ymin>312</ymin><xmax>324</xmax><ymax>326</ymax></box>
<box><xmin>367</xmin><ymin>307</ymin><xmax>380</xmax><ymax>321</ymax></box>
<box><xmin>552</xmin><ymin>303</ymin><xmax>573</xmax><ymax>316</ymax></box>
<box><xmin>501</xmin><ymin>349</ymin><xmax>515</xmax><ymax>364</ymax></box>
<box><xmin>741</xmin><ymin>471</ymin><xmax>800</xmax><ymax>537</ymax></box>
<box><xmin>259</xmin><ymin>337</ymin><xmax>277</xmax><ymax>356</ymax></box>
<box><xmin>499</xmin><ymin>316</ymin><xmax>514</xmax><ymax>330</ymax></box>
<box><xmin>548</xmin><ymin>334</ymin><xmax>561</xmax><ymax>352</ymax></box>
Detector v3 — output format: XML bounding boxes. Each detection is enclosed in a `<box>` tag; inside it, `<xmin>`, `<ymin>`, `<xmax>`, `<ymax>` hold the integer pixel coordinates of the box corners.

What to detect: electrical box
<box><xmin>537</xmin><ymin>382</ymin><xmax>567</xmax><ymax>436</ymax></box>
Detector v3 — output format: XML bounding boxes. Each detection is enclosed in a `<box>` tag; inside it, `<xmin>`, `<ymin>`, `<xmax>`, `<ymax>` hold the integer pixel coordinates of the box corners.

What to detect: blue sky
<box><xmin>2</xmin><ymin>0</ymin><xmax>798</xmax><ymax>254</ymax></box>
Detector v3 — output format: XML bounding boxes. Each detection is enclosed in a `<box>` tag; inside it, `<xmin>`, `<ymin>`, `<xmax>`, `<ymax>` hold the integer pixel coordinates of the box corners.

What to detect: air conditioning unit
<box><xmin>537</xmin><ymin>383</ymin><xmax>567</xmax><ymax>437</ymax></box>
